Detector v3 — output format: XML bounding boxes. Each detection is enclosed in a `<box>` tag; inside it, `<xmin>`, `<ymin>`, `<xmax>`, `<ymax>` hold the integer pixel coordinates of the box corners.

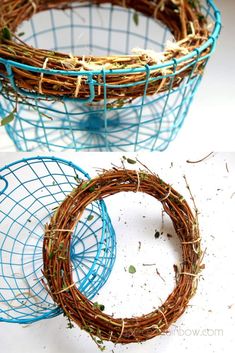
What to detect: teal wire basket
<box><xmin>0</xmin><ymin>0</ymin><xmax>221</xmax><ymax>151</ymax></box>
<box><xmin>0</xmin><ymin>156</ymin><xmax>116</xmax><ymax>324</ymax></box>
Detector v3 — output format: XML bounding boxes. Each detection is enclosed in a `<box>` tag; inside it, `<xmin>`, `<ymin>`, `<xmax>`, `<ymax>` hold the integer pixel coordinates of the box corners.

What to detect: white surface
<box><xmin>0</xmin><ymin>0</ymin><xmax>235</xmax><ymax>152</ymax></box>
<box><xmin>0</xmin><ymin>152</ymin><xmax>234</xmax><ymax>353</ymax></box>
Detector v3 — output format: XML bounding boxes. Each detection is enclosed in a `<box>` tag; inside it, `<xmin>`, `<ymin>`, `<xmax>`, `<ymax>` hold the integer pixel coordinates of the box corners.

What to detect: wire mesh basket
<box><xmin>0</xmin><ymin>156</ymin><xmax>116</xmax><ymax>324</ymax></box>
<box><xmin>0</xmin><ymin>0</ymin><xmax>221</xmax><ymax>151</ymax></box>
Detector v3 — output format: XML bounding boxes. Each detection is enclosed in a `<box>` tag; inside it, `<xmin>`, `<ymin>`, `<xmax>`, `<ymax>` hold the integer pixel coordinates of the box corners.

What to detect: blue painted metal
<box><xmin>0</xmin><ymin>0</ymin><xmax>221</xmax><ymax>151</ymax></box>
<box><xmin>0</xmin><ymin>156</ymin><xmax>116</xmax><ymax>323</ymax></box>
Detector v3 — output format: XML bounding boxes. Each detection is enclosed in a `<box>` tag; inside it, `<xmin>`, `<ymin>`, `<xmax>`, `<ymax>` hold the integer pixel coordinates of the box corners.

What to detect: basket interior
<box><xmin>0</xmin><ymin>158</ymin><xmax>115</xmax><ymax>322</ymax></box>
<box><xmin>17</xmin><ymin>3</ymin><xmax>172</xmax><ymax>56</ymax></box>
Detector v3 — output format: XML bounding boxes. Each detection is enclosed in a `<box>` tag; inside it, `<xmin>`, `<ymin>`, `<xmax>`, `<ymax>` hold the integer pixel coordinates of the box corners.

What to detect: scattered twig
<box><xmin>183</xmin><ymin>175</ymin><xmax>199</xmax><ymax>216</ymax></box>
<box><xmin>143</xmin><ymin>263</ymin><xmax>156</xmax><ymax>267</ymax></box>
<box><xmin>156</xmin><ymin>268</ymin><xmax>165</xmax><ymax>283</ymax></box>
<box><xmin>186</xmin><ymin>152</ymin><xmax>214</xmax><ymax>164</ymax></box>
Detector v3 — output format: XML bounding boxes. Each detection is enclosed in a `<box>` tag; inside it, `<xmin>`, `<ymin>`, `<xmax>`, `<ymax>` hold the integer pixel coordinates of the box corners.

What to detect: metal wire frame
<box><xmin>0</xmin><ymin>0</ymin><xmax>221</xmax><ymax>151</ymax></box>
<box><xmin>0</xmin><ymin>156</ymin><xmax>116</xmax><ymax>324</ymax></box>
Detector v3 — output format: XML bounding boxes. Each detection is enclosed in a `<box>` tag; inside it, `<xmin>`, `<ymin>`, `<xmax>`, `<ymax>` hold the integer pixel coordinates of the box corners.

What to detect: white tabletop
<box><xmin>0</xmin><ymin>152</ymin><xmax>234</xmax><ymax>353</ymax></box>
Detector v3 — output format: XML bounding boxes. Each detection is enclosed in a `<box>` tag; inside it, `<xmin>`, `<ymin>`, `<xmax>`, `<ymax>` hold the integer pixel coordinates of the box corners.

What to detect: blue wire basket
<box><xmin>0</xmin><ymin>0</ymin><xmax>221</xmax><ymax>151</ymax></box>
<box><xmin>0</xmin><ymin>156</ymin><xmax>116</xmax><ymax>324</ymax></box>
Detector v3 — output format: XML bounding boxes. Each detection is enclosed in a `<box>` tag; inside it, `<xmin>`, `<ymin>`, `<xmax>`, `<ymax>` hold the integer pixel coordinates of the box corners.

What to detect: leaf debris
<box><xmin>0</xmin><ymin>108</ymin><xmax>16</xmax><ymax>126</ymax></box>
<box><xmin>186</xmin><ymin>152</ymin><xmax>214</xmax><ymax>164</ymax></box>
<box><xmin>128</xmin><ymin>265</ymin><xmax>136</xmax><ymax>274</ymax></box>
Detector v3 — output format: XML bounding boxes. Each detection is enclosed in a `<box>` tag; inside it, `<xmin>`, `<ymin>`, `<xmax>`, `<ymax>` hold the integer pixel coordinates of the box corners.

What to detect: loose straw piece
<box><xmin>136</xmin><ymin>170</ymin><xmax>140</xmax><ymax>193</ymax></box>
<box><xmin>154</xmin><ymin>0</ymin><xmax>166</xmax><ymax>19</ymax></box>
<box><xmin>182</xmin><ymin>237</ymin><xmax>201</xmax><ymax>244</ymax></box>
<box><xmin>39</xmin><ymin>57</ymin><xmax>49</xmax><ymax>94</ymax></box>
<box><xmin>75</xmin><ymin>75</ymin><xmax>83</xmax><ymax>98</ymax></box>
<box><xmin>55</xmin><ymin>282</ymin><xmax>76</xmax><ymax>294</ymax></box>
<box><xmin>28</xmin><ymin>0</ymin><xmax>37</xmax><ymax>14</ymax></box>
<box><xmin>159</xmin><ymin>186</ymin><xmax>172</xmax><ymax>201</ymax></box>
<box><xmin>45</xmin><ymin>228</ymin><xmax>74</xmax><ymax>233</ymax></box>
<box><xmin>180</xmin><ymin>272</ymin><xmax>199</xmax><ymax>278</ymax></box>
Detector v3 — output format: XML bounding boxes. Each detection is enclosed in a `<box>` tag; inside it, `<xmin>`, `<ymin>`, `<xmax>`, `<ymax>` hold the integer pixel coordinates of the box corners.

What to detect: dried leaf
<box><xmin>1</xmin><ymin>27</ymin><xmax>12</xmax><ymax>40</ymax></box>
<box><xmin>126</xmin><ymin>158</ymin><xmax>136</xmax><ymax>165</ymax></box>
<box><xmin>133</xmin><ymin>11</ymin><xmax>139</xmax><ymax>26</ymax></box>
<box><xmin>87</xmin><ymin>215</ymin><xmax>94</xmax><ymax>222</ymax></box>
<box><xmin>93</xmin><ymin>302</ymin><xmax>105</xmax><ymax>311</ymax></box>
<box><xmin>0</xmin><ymin>108</ymin><xmax>16</xmax><ymax>126</ymax></box>
<box><xmin>128</xmin><ymin>265</ymin><xmax>136</xmax><ymax>274</ymax></box>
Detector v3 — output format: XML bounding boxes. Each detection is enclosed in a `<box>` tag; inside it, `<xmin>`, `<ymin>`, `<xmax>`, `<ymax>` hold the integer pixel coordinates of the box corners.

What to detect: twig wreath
<box><xmin>43</xmin><ymin>167</ymin><xmax>203</xmax><ymax>346</ymax></box>
<box><xmin>0</xmin><ymin>0</ymin><xmax>209</xmax><ymax>101</ymax></box>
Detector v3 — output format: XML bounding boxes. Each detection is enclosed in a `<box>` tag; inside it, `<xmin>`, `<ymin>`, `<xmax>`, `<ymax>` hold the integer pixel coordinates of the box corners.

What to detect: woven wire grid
<box><xmin>0</xmin><ymin>156</ymin><xmax>116</xmax><ymax>324</ymax></box>
<box><xmin>0</xmin><ymin>0</ymin><xmax>221</xmax><ymax>151</ymax></box>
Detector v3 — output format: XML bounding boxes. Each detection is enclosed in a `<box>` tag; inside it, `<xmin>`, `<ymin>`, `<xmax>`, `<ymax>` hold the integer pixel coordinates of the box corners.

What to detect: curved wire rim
<box><xmin>0</xmin><ymin>156</ymin><xmax>116</xmax><ymax>324</ymax></box>
<box><xmin>0</xmin><ymin>0</ymin><xmax>221</xmax><ymax>77</ymax></box>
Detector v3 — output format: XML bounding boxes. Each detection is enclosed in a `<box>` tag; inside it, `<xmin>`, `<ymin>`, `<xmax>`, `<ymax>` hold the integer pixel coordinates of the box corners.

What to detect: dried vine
<box><xmin>0</xmin><ymin>0</ymin><xmax>210</xmax><ymax>102</ymax></box>
<box><xmin>43</xmin><ymin>168</ymin><xmax>203</xmax><ymax>345</ymax></box>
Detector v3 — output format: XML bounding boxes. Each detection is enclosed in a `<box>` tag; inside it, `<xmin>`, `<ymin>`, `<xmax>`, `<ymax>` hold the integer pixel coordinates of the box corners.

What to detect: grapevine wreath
<box><xmin>0</xmin><ymin>0</ymin><xmax>210</xmax><ymax>101</ymax></box>
<box><xmin>43</xmin><ymin>168</ymin><xmax>203</xmax><ymax>345</ymax></box>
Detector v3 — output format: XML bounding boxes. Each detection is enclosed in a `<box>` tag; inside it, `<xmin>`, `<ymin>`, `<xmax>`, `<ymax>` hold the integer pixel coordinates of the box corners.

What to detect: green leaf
<box><xmin>87</xmin><ymin>214</ymin><xmax>94</xmax><ymax>222</ymax></box>
<box><xmin>127</xmin><ymin>158</ymin><xmax>136</xmax><ymax>165</ymax></box>
<box><xmin>49</xmin><ymin>252</ymin><xmax>54</xmax><ymax>260</ymax></box>
<box><xmin>80</xmin><ymin>181</ymin><xmax>91</xmax><ymax>190</ymax></box>
<box><xmin>2</xmin><ymin>27</ymin><xmax>12</xmax><ymax>40</ymax></box>
<box><xmin>0</xmin><ymin>108</ymin><xmax>16</xmax><ymax>126</ymax></box>
<box><xmin>133</xmin><ymin>11</ymin><xmax>139</xmax><ymax>26</ymax></box>
<box><xmin>128</xmin><ymin>265</ymin><xmax>136</xmax><ymax>274</ymax></box>
<box><xmin>93</xmin><ymin>302</ymin><xmax>105</xmax><ymax>311</ymax></box>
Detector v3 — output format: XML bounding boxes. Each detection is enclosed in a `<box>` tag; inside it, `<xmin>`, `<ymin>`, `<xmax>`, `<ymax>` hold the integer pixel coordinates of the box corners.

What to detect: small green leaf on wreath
<box><xmin>80</xmin><ymin>181</ymin><xmax>90</xmax><ymax>190</ymax></box>
<box><xmin>49</xmin><ymin>252</ymin><xmax>54</xmax><ymax>260</ymax></box>
<box><xmin>67</xmin><ymin>319</ymin><xmax>74</xmax><ymax>329</ymax></box>
<box><xmin>133</xmin><ymin>11</ymin><xmax>139</xmax><ymax>26</ymax></box>
<box><xmin>87</xmin><ymin>214</ymin><xmax>94</xmax><ymax>222</ymax></box>
<box><xmin>93</xmin><ymin>302</ymin><xmax>105</xmax><ymax>311</ymax></box>
<box><xmin>74</xmin><ymin>174</ymin><xmax>82</xmax><ymax>184</ymax></box>
<box><xmin>128</xmin><ymin>265</ymin><xmax>136</xmax><ymax>274</ymax></box>
<box><xmin>1</xmin><ymin>27</ymin><xmax>12</xmax><ymax>40</ymax></box>
<box><xmin>0</xmin><ymin>108</ymin><xmax>16</xmax><ymax>127</ymax></box>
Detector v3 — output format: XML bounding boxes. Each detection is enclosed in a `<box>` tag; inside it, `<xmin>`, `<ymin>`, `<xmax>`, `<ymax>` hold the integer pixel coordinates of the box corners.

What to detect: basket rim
<box><xmin>0</xmin><ymin>0</ymin><xmax>221</xmax><ymax>77</ymax></box>
<box><xmin>0</xmin><ymin>155</ymin><xmax>89</xmax><ymax>177</ymax></box>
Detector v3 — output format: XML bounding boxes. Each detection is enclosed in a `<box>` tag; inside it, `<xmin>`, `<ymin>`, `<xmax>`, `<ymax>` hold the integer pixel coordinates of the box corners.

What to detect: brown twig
<box><xmin>186</xmin><ymin>152</ymin><xmax>214</xmax><ymax>164</ymax></box>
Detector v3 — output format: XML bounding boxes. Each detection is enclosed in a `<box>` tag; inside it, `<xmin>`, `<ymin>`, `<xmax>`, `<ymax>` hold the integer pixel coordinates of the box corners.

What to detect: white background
<box><xmin>0</xmin><ymin>152</ymin><xmax>234</xmax><ymax>353</ymax></box>
<box><xmin>0</xmin><ymin>0</ymin><xmax>235</xmax><ymax>152</ymax></box>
